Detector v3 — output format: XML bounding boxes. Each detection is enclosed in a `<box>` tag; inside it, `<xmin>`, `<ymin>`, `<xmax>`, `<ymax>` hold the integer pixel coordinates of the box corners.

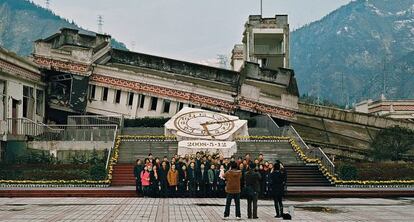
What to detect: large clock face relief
<box><xmin>173</xmin><ymin>111</ymin><xmax>235</xmax><ymax>137</ymax></box>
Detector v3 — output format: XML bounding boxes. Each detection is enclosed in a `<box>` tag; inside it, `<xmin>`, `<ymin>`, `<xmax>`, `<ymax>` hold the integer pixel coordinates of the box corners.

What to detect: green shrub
<box><xmin>338</xmin><ymin>164</ymin><xmax>358</xmax><ymax>180</ymax></box>
<box><xmin>89</xmin><ymin>164</ymin><xmax>106</xmax><ymax>180</ymax></box>
<box><xmin>370</xmin><ymin>126</ymin><xmax>414</xmax><ymax>161</ymax></box>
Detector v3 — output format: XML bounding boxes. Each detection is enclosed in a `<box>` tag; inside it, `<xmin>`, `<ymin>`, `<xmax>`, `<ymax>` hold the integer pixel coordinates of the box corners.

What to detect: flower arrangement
<box><xmin>119</xmin><ymin>135</ymin><xmax>177</xmax><ymax>141</ymax></box>
<box><xmin>236</xmin><ymin>136</ymin><xmax>290</xmax><ymax>142</ymax></box>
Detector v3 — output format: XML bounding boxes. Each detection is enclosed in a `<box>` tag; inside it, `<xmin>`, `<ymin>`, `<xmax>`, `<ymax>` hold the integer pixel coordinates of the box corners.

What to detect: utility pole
<box><xmin>97</xmin><ymin>15</ymin><xmax>104</xmax><ymax>34</ymax></box>
<box><xmin>45</xmin><ymin>0</ymin><xmax>50</xmax><ymax>10</ymax></box>
<box><xmin>217</xmin><ymin>54</ymin><xmax>229</xmax><ymax>69</ymax></box>
<box><xmin>260</xmin><ymin>0</ymin><xmax>263</xmax><ymax>17</ymax></box>
<box><xmin>131</xmin><ymin>41</ymin><xmax>136</xmax><ymax>51</ymax></box>
<box><xmin>382</xmin><ymin>54</ymin><xmax>387</xmax><ymax>97</ymax></box>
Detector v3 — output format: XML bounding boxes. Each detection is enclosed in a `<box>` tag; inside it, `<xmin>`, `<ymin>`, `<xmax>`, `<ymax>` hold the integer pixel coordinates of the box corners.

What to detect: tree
<box><xmin>370</xmin><ymin>126</ymin><xmax>414</xmax><ymax>161</ymax></box>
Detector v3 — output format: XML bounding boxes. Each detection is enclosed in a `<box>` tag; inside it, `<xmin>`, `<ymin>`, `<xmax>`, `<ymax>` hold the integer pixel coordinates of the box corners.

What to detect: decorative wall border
<box><xmin>239</xmin><ymin>98</ymin><xmax>296</xmax><ymax>120</ymax></box>
<box><xmin>33</xmin><ymin>56</ymin><xmax>90</xmax><ymax>75</ymax></box>
<box><xmin>0</xmin><ymin>59</ymin><xmax>42</xmax><ymax>82</ymax></box>
<box><xmin>91</xmin><ymin>74</ymin><xmax>296</xmax><ymax>120</ymax></box>
<box><xmin>91</xmin><ymin>74</ymin><xmax>237</xmax><ymax>111</ymax></box>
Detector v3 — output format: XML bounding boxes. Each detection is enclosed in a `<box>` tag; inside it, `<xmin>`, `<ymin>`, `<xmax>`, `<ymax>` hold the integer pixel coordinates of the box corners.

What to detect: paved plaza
<box><xmin>0</xmin><ymin>197</ymin><xmax>413</xmax><ymax>221</ymax></box>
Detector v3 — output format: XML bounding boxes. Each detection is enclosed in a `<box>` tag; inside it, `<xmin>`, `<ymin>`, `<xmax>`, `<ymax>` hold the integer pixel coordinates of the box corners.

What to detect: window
<box><xmin>149</xmin><ymin>97</ymin><xmax>158</xmax><ymax>111</ymax></box>
<box><xmin>36</xmin><ymin>89</ymin><xmax>44</xmax><ymax>115</ymax></box>
<box><xmin>102</xmin><ymin>87</ymin><xmax>108</xmax><ymax>101</ymax></box>
<box><xmin>163</xmin><ymin>100</ymin><xmax>171</xmax><ymax>113</ymax></box>
<box><xmin>139</xmin><ymin>94</ymin><xmax>145</xmax><ymax>109</ymax></box>
<box><xmin>23</xmin><ymin>86</ymin><xmax>34</xmax><ymax>118</ymax></box>
<box><xmin>114</xmin><ymin>90</ymin><xmax>121</xmax><ymax>104</ymax></box>
<box><xmin>89</xmin><ymin>85</ymin><xmax>96</xmax><ymax>100</ymax></box>
<box><xmin>177</xmin><ymin>102</ymin><xmax>184</xmax><ymax>112</ymax></box>
<box><xmin>127</xmin><ymin>92</ymin><xmax>134</xmax><ymax>106</ymax></box>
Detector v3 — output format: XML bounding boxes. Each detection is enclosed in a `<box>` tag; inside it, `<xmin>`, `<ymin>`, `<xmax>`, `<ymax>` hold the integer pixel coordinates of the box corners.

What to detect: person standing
<box><xmin>178</xmin><ymin>164</ymin><xmax>188</xmax><ymax>197</ymax></box>
<box><xmin>218</xmin><ymin>165</ymin><xmax>226</xmax><ymax>198</ymax></box>
<box><xmin>271</xmin><ymin>163</ymin><xmax>285</xmax><ymax>218</ymax></box>
<box><xmin>133</xmin><ymin>159</ymin><xmax>143</xmax><ymax>195</ymax></box>
<box><xmin>150</xmin><ymin>165</ymin><xmax>159</xmax><ymax>197</ymax></box>
<box><xmin>223</xmin><ymin>161</ymin><xmax>242</xmax><ymax>219</ymax></box>
<box><xmin>140</xmin><ymin>166</ymin><xmax>151</xmax><ymax>197</ymax></box>
<box><xmin>167</xmin><ymin>164</ymin><xmax>179</xmax><ymax>197</ymax></box>
<box><xmin>245</xmin><ymin>162</ymin><xmax>261</xmax><ymax>219</ymax></box>
<box><xmin>158</xmin><ymin>161</ymin><xmax>169</xmax><ymax>198</ymax></box>
<box><xmin>187</xmin><ymin>162</ymin><xmax>197</xmax><ymax>197</ymax></box>
<box><xmin>207</xmin><ymin>164</ymin><xmax>217</xmax><ymax>196</ymax></box>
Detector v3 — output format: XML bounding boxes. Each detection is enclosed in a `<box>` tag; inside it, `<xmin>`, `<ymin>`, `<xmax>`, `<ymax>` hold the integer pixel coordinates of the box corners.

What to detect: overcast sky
<box><xmin>32</xmin><ymin>0</ymin><xmax>351</xmax><ymax>65</ymax></box>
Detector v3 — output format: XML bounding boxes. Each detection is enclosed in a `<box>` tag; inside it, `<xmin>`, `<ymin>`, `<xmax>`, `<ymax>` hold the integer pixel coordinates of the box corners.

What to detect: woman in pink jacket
<box><xmin>140</xmin><ymin>166</ymin><xmax>151</xmax><ymax>197</ymax></box>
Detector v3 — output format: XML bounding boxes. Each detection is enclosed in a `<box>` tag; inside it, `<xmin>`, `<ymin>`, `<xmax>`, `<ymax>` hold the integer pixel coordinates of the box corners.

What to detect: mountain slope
<box><xmin>0</xmin><ymin>0</ymin><xmax>127</xmax><ymax>56</ymax></box>
<box><xmin>291</xmin><ymin>0</ymin><xmax>414</xmax><ymax>105</ymax></box>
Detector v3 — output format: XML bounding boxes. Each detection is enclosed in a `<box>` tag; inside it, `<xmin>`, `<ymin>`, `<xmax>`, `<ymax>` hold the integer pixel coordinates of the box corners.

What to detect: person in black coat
<box><xmin>245</xmin><ymin>162</ymin><xmax>261</xmax><ymax>219</ymax></box>
<box><xmin>178</xmin><ymin>164</ymin><xmax>188</xmax><ymax>197</ymax></box>
<box><xmin>187</xmin><ymin>162</ymin><xmax>197</xmax><ymax>197</ymax></box>
<box><xmin>158</xmin><ymin>161</ymin><xmax>169</xmax><ymax>198</ymax></box>
<box><xmin>270</xmin><ymin>163</ymin><xmax>285</xmax><ymax>218</ymax></box>
<box><xmin>133</xmin><ymin>159</ymin><xmax>143</xmax><ymax>195</ymax></box>
<box><xmin>196</xmin><ymin>163</ymin><xmax>209</xmax><ymax>197</ymax></box>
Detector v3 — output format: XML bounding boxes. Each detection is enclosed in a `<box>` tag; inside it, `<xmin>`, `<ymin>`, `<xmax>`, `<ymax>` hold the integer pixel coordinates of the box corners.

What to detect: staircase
<box><xmin>111</xmin><ymin>164</ymin><xmax>136</xmax><ymax>186</ymax></box>
<box><xmin>236</xmin><ymin>141</ymin><xmax>303</xmax><ymax>165</ymax></box>
<box><xmin>111</xmin><ymin>125</ymin><xmax>333</xmax><ymax>187</ymax></box>
<box><xmin>118</xmin><ymin>141</ymin><xmax>178</xmax><ymax>163</ymax></box>
<box><xmin>121</xmin><ymin>127</ymin><xmax>164</xmax><ymax>135</ymax></box>
<box><xmin>285</xmin><ymin>165</ymin><xmax>332</xmax><ymax>186</ymax></box>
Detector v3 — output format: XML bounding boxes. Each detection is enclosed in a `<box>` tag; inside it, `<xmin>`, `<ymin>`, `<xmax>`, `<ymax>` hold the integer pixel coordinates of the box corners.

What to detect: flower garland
<box><xmin>236</xmin><ymin>136</ymin><xmax>290</xmax><ymax>141</ymax></box>
<box><xmin>106</xmin><ymin>136</ymin><xmax>121</xmax><ymax>182</ymax></box>
<box><xmin>0</xmin><ymin>136</ymin><xmax>123</xmax><ymax>187</ymax></box>
<box><xmin>119</xmin><ymin>135</ymin><xmax>177</xmax><ymax>141</ymax></box>
<box><xmin>288</xmin><ymin>138</ymin><xmax>414</xmax><ymax>186</ymax></box>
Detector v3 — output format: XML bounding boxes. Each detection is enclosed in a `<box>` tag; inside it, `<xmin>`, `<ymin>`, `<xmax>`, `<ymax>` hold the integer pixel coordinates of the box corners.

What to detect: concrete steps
<box><xmin>121</xmin><ymin>127</ymin><xmax>164</xmax><ymax>135</ymax></box>
<box><xmin>248</xmin><ymin>128</ymin><xmax>272</xmax><ymax>136</ymax></box>
<box><xmin>284</xmin><ymin>165</ymin><xmax>332</xmax><ymax>186</ymax></box>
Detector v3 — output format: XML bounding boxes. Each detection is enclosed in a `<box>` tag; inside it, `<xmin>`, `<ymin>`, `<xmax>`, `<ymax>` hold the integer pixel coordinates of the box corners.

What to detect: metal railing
<box><xmin>252</xmin><ymin>114</ymin><xmax>282</xmax><ymax>136</ymax></box>
<box><xmin>6</xmin><ymin>118</ymin><xmax>118</xmax><ymax>142</ymax></box>
<box><xmin>5</xmin><ymin>117</ymin><xmax>118</xmax><ymax>170</ymax></box>
<box><xmin>67</xmin><ymin>115</ymin><xmax>124</xmax><ymax>128</ymax></box>
<box><xmin>5</xmin><ymin>118</ymin><xmax>59</xmax><ymax>138</ymax></box>
<box><xmin>282</xmin><ymin>125</ymin><xmax>335</xmax><ymax>175</ymax></box>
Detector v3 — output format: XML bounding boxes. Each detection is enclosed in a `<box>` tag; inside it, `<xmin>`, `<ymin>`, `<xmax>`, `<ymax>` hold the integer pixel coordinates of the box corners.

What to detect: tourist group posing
<box><xmin>133</xmin><ymin>152</ymin><xmax>287</xmax><ymax>219</ymax></box>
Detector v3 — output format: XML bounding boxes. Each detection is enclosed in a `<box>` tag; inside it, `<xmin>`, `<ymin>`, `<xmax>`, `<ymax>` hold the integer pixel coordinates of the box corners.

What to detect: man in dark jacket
<box><xmin>133</xmin><ymin>159</ymin><xmax>143</xmax><ymax>195</ymax></box>
<box><xmin>187</xmin><ymin>162</ymin><xmax>197</xmax><ymax>197</ymax></box>
<box><xmin>196</xmin><ymin>163</ymin><xmax>209</xmax><ymax>197</ymax></box>
<box><xmin>270</xmin><ymin>163</ymin><xmax>285</xmax><ymax>218</ymax></box>
<box><xmin>245</xmin><ymin>162</ymin><xmax>261</xmax><ymax>219</ymax></box>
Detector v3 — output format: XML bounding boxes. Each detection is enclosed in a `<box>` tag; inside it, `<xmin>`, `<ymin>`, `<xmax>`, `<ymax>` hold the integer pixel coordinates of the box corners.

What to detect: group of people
<box><xmin>133</xmin><ymin>152</ymin><xmax>287</xmax><ymax>219</ymax></box>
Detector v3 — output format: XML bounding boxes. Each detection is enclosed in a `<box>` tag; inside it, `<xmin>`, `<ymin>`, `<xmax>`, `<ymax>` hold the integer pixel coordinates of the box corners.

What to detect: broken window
<box><xmin>177</xmin><ymin>102</ymin><xmax>184</xmax><ymax>112</ymax></box>
<box><xmin>89</xmin><ymin>85</ymin><xmax>96</xmax><ymax>100</ymax></box>
<box><xmin>139</xmin><ymin>94</ymin><xmax>145</xmax><ymax>109</ymax></box>
<box><xmin>163</xmin><ymin>100</ymin><xmax>171</xmax><ymax>113</ymax></box>
<box><xmin>115</xmin><ymin>90</ymin><xmax>121</xmax><ymax>104</ymax></box>
<box><xmin>0</xmin><ymin>80</ymin><xmax>5</xmax><ymax>120</ymax></box>
<box><xmin>102</xmin><ymin>87</ymin><xmax>109</xmax><ymax>101</ymax></box>
<box><xmin>23</xmin><ymin>86</ymin><xmax>34</xmax><ymax>119</ymax></box>
<box><xmin>127</xmin><ymin>92</ymin><xmax>134</xmax><ymax>106</ymax></box>
<box><xmin>36</xmin><ymin>89</ymin><xmax>44</xmax><ymax>116</ymax></box>
<box><xmin>150</xmin><ymin>97</ymin><xmax>158</xmax><ymax>111</ymax></box>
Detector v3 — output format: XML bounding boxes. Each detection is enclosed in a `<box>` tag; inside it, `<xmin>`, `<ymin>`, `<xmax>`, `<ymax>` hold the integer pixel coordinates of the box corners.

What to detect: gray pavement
<box><xmin>0</xmin><ymin>197</ymin><xmax>413</xmax><ymax>221</ymax></box>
